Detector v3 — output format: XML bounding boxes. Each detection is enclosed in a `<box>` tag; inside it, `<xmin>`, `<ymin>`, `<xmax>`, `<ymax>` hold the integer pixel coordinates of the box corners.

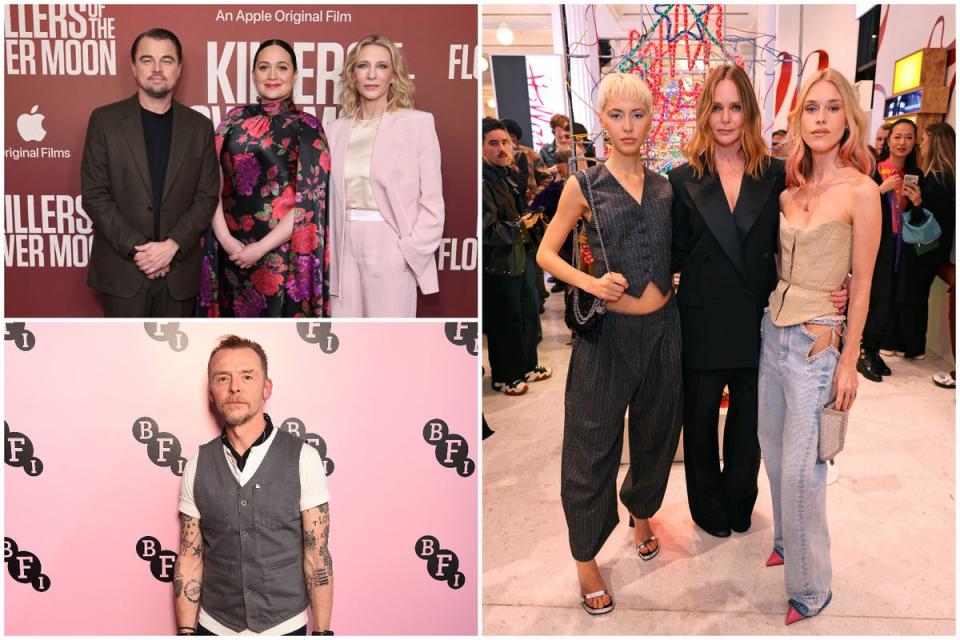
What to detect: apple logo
<box><xmin>17</xmin><ymin>105</ymin><xmax>47</xmax><ymax>142</ymax></box>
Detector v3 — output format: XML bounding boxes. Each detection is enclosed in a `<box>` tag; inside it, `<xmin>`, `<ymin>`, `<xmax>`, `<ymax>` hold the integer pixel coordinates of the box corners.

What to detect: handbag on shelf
<box><xmin>563</xmin><ymin>171</ymin><xmax>610</xmax><ymax>342</ymax></box>
<box><xmin>901</xmin><ymin>207</ymin><xmax>942</xmax><ymax>255</ymax></box>
<box><xmin>818</xmin><ymin>395</ymin><xmax>849</xmax><ymax>465</ymax></box>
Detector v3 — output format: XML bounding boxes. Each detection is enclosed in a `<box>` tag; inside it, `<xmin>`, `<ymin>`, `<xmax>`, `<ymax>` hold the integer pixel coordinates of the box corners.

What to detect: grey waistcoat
<box><xmin>576</xmin><ymin>164</ymin><xmax>674</xmax><ymax>298</ymax></box>
<box><xmin>195</xmin><ymin>429</ymin><xmax>307</xmax><ymax>633</ymax></box>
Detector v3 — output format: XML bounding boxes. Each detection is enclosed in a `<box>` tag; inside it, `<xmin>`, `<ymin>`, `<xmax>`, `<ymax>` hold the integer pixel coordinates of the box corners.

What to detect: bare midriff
<box><xmin>607</xmin><ymin>281</ymin><xmax>672</xmax><ymax>315</ymax></box>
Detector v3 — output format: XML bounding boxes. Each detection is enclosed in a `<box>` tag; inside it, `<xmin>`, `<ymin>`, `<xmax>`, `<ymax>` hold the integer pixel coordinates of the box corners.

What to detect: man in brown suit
<box><xmin>81</xmin><ymin>28</ymin><xmax>219</xmax><ymax>317</ymax></box>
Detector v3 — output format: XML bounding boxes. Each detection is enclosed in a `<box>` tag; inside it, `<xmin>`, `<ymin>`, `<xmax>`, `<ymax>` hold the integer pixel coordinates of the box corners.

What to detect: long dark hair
<box><xmin>253</xmin><ymin>39</ymin><xmax>297</xmax><ymax>71</ymax></box>
<box><xmin>878</xmin><ymin>118</ymin><xmax>920</xmax><ymax>172</ymax></box>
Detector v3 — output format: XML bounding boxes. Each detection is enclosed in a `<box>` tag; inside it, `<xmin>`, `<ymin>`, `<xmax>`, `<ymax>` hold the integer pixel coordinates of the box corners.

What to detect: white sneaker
<box><xmin>524</xmin><ymin>364</ymin><xmax>553</xmax><ymax>382</ymax></box>
<box><xmin>933</xmin><ymin>372</ymin><xmax>956</xmax><ymax>389</ymax></box>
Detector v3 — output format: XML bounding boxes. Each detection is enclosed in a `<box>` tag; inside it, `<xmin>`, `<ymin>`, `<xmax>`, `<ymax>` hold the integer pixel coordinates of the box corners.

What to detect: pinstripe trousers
<box><xmin>561</xmin><ymin>299</ymin><xmax>684</xmax><ymax>561</ymax></box>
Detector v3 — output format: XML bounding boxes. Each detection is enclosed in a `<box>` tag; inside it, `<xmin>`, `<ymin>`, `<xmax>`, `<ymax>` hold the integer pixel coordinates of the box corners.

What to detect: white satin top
<box><xmin>344</xmin><ymin>115</ymin><xmax>381</xmax><ymax>210</ymax></box>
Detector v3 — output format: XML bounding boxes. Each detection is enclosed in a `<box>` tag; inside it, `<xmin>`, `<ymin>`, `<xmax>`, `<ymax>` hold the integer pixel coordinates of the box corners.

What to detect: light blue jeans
<box><xmin>758</xmin><ymin>309</ymin><xmax>843</xmax><ymax>616</ymax></box>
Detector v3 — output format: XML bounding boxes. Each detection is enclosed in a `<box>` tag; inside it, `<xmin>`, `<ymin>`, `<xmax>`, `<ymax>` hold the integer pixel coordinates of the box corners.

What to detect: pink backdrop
<box><xmin>4</xmin><ymin>321</ymin><xmax>478</xmax><ymax>634</ymax></box>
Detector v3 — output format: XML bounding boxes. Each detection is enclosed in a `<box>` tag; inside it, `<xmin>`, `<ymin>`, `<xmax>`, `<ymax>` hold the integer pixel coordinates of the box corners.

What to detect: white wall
<box><xmin>769</xmin><ymin>5</ymin><xmax>861</xmax><ymax>132</ymax></box>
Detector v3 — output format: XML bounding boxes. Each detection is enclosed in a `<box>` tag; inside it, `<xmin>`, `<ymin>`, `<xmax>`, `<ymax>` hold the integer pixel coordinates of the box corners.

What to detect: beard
<box><xmin>141</xmin><ymin>85</ymin><xmax>172</xmax><ymax>99</ymax></box>
<box><xmin>219</xmin><ymin>401</ymin><xmax>258</xmax><ymax>427</ymax></box>
<box><xmin>138</xmin><ymin>77</ymin><xmax>173</xmax><ymax>100</ymax></box>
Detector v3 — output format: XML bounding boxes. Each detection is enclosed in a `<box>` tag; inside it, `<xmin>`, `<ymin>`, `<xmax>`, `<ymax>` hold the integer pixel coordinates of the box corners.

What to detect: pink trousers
<box><xmin>330</xmin><ymin>219</ymin><xmax>418</xmax><ymax>318</ymax></box>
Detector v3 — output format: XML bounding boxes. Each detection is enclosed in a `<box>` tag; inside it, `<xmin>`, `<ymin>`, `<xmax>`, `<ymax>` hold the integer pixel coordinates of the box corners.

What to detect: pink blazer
<box><xmin>327</xmin><ymin>108</ymin><xmax>445</xmax><ymax>295</ymax></box>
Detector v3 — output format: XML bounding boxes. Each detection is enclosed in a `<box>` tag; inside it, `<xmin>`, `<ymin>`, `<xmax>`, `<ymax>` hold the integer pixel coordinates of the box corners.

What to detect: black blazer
<box><xmin>669</xmin><ymin>158</ymin><xmax>786</xmax><ymax>370</ymax></box>
<box><xmin>81</xmin><ymin>95</ymin><xmax>220</xmax><ymax>299</ymax></box>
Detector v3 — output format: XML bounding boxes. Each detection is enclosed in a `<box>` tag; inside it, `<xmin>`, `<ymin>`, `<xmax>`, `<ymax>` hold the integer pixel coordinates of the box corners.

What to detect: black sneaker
<box><xmin>492</xmin><ymin>379</ymin><xmax>529</xmax><ymax>395</ymax></box>
<box><xmin>524</xmin><ymin>364</ymin><xmax>553</xmax><ymax>382</ymax></box>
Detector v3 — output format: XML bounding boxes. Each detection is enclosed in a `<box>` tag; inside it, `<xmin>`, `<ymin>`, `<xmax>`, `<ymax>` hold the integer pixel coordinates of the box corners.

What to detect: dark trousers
<box><xmin>522</xmin><ymin>251</ymin><xmax>545</xmax><ymax>343</ymax></box>
<box><xmin>195</xmin><ymin>623</ymin><xmax>307</xmax><ymax>635</ymax></box>
<box><xmin>938</xmin><ymin>262</ymin><xmax>956</xmax><ymax>361</ymax></box>
<box><xmin>862</xmin><ymin>294</ymin><xmax>893</xmax><ymax>351</ymax></box>
<box><xmin>561</xmin><ymin>301</ymin><xmax>683</xmax><ymax>561</ymax></box>
<box><xmin>99</xmin><ymin>277</ymin><xmax>195</xmax><ymax>318</ymax></box>
<box><xmin>483</xmin><ymin>273</ymin><xmax>538</xmax><ymax>384</ymax></box>
<box><xmin>881</xmin><ymin>302</ymin><xmax>929</xmax><ymax>357</ymax></box>
<box><xmin>682</xmin><ymin>366</ymin><xmax>761</xmax><ymax>531</ymax></box>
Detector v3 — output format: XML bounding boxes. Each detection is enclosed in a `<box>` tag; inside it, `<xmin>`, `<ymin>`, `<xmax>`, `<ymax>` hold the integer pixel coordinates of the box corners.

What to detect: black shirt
<box><xmin>140</xmin><ymin>105</ymin><xmax>173</xmax><ymax>241</ymax></box>
<box><xmin>220</xmin><ymin>414</ymin><xmax>275</xmax><ymax>472</ymax></box>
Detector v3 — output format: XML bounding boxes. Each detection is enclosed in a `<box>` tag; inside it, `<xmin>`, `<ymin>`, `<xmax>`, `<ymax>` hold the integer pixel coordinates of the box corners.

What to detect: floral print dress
<box><xmin>199</xmin><ymin>97</ymin><xmax>330</xmax><ymax>317</ymax></box>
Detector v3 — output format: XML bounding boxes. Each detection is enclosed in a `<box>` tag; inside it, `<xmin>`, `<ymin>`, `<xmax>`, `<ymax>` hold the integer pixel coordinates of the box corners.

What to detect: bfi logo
<box><xmin>5</xmin><ymin>322</ymin><xmax>36</xmax><ymax>351</ymax></box>
<box><xmin>281</xmin><ymin>417</ymin><xmax>335</xmax><ymax>476</ymax></box>
<box><xmin>297</xmin><ymin>322</ymin><xmax>339</xmax><ymax>354</ymax></box>
<box><xmin>444</xmin><ymin>322</ymin><xmax>478</xmax><ymax>356</ymax></box>
<box><xmin>132</xmin><ymin>417</ymin><xmax>187</xmax><ymax>476</ymax></box>
<box><xmin>4</xmin><ymin>538</ymin><xmax>50</xmax><ymax>592</ymax></box>
<box><xmin>422</xmin><ymin>419</ymin><xmax>474</xmax><ymax>477</ymax></box>
<box><xmin>136</xmin><ymin>535</ymin><xmax>177</xmax><ymax>582</ymax></box>
<box><xmin>144</xmin><ymin>322</ymin><xmax>189</xmax><ymax>352</ymax></box>
<box><xmin>415</xmin><ymin>535</ymin><xmax>465</xmax><ymax>590</ymax></box>
<box><xmin>5</xmin><ymin>422</ymin><xmax>44</xmax><ymax>476</ymax></box>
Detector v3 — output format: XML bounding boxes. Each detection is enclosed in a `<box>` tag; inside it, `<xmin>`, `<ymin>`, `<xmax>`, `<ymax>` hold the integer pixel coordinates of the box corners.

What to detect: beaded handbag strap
<box><xmin>579</xmin><ymin>169</ymin><xmax>610</xmax><ymax>272</ymax></box>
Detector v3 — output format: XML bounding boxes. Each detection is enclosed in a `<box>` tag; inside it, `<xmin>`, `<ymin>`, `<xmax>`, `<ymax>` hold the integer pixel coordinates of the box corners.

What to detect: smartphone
<box><xmin>903</xmin><ymin>174</ymin><xmax>919</xmax><ymax>188</ymax></box>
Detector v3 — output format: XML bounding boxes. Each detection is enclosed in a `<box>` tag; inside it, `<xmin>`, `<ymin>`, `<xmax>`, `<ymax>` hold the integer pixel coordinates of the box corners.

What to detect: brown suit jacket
<box><xmin>80</xmin><ymin>95</ymin><xmax>219</xmax><ymax>299</ymax></box>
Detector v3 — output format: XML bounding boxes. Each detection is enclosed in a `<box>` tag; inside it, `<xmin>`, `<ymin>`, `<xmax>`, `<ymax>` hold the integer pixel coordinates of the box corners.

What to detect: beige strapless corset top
<box><xmin>768</xmin><ymin>212</ymin><xmax>852</xmax><ymax>327</ymax></box>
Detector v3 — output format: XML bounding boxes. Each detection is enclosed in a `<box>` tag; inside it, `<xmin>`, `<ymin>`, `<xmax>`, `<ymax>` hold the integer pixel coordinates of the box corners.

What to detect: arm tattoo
<box><xmin>313</xmin><ymin>567</ymin><xmax>330</xmax><ymax>587</ymax></box>
<box><xmin>305</xmin><ymin>530</ymin><xmax>318</xmax><ymax>550</ymax></box>
<box><xmin>179</xmin><ymin>514</ymin><xmax>203</xmax><ymax>557</ymax></box>
<box><xmin>174</xmin><ymin>579</ymin><xmax>183</xmax><ymax>599</ymax></box>
<box><xmin>304</xmin><ymin>503</ymin><xmax>333</xmax><ymax>591</ymax></box>
<box><xmin>185</xmin><ymin>579</ymin><xmax>202</xmax><ymax>604</ymax></box>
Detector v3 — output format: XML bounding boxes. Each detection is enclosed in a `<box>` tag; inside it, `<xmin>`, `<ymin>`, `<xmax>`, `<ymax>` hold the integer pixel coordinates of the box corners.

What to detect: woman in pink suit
<box><xmin>327</xmin><ymin>34</ymin><xmax>445</xmax><ymax>317</ymax></box>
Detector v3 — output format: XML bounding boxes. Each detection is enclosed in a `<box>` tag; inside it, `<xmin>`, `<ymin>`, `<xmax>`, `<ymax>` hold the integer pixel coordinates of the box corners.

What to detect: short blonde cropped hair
<box><xmin>597</xmin><ymin>72</ymin><xmax>652</xmax><ymax>114</ymax></box>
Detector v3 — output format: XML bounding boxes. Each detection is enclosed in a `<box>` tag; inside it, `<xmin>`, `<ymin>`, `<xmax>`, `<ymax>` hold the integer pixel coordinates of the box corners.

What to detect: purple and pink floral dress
<box><xmin>199</xmin><ymin>97</ymin><xmax>330</xmax><ymax>316</ymax></box>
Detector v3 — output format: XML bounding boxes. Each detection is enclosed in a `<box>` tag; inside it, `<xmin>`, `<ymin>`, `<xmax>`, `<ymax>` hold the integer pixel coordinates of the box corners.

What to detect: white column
<box><xmin>563</xmin><ymin>4</ymin><xmax>602</xmax><ymax>150</ymax></box>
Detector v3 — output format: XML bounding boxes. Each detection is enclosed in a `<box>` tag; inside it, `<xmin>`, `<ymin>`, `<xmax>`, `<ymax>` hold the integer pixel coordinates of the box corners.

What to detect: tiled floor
<box><xmin>482</xmin><ymin>289</ymin><xmax>956</xmax><ymax>635</ymax></box>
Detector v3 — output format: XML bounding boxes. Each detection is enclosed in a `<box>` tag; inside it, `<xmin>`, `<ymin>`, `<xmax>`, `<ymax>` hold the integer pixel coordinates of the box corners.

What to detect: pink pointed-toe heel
<box><xmin>784</xmin><ymin>594</ymin><xmax>831</xmax><ymax>626</ymax></box>
<box><xmin>785</xmin><ymin>605</ymin><xmax>805</xmax><ymax>625</ymax></box>
<box><xmin>765</xmin><ymin>549</ymin><xmax>784</xmax><ymax>567</ymax></box>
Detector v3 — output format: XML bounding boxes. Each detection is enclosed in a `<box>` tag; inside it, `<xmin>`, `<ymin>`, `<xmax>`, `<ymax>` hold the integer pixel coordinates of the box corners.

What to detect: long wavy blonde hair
<box><xmin>339</xmin><ymin>35</ymin><xmax>415</xmax><ymax>116</ymax></box>
<box><xmin>920</xmin><ymin>122</ymin><xmax>955</xmax><ymax>179</ymax></box>
<box><xmin>685</xmin><ymin>64</ymin><xmax>769</xmax><ymax>180</ymax></box>
<box><xmin>784</xmin><ymin>68</ymin><xmax>874</xmax><ymax>186</ymax></box>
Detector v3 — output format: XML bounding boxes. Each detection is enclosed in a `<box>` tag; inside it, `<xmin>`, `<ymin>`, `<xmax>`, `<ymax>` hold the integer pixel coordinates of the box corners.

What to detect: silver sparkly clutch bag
<box><xmin>818</xmin><ymin>396</ymin><xmax>848</xmax><ymax>465</ymax></box>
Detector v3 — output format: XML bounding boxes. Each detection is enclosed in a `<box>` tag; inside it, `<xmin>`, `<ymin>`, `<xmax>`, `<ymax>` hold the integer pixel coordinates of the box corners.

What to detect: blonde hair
<box><xmin>920</xmin><ymin>122</ymin><xmax>955</xmax><ymax>179</ymax></box>
<box><xmin>685</xmin><ymin>64</ymin><xmax>769</xmax><ymax>180</ymax></box>
<box><xmin>339</xmin><ymin>35</ymin><xmax>415</xmax><ymax>116</ymax></box>
<box><xmin>597</xmin><ymin>72</ymin><xmax>652</xmax><ymax>114</ymax></box>
<box><xmin>784</xmin><ymin>68</ymin><xmax>874</xmax><ymax>186</ymax></box>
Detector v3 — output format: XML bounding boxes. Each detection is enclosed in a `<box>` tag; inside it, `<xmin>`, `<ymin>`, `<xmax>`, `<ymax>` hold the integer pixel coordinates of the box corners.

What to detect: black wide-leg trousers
<box><xmin>681</xmin><ymin>366</ymin><xmax>761</xmax><ymax>532</ymax></box>
<box><xmin>561</xmin><ymin>300</ymin><xmax>683</xmax><ymax>561</ymax></box>
<box><xmin>483</xmin><ymin>273</ymin><xmax>538</xmax><ymax>384</ymax></box>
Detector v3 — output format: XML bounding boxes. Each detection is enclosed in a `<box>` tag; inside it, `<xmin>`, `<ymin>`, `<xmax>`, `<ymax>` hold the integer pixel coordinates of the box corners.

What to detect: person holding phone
<box><xmin>858</xmin><ymin>118</ymin><xmax>923</xmax><ymax>378</ymax></box>
<box><xmin>890</xmin><ymin>122</ymin><xmax>956</xmax><ymax>366</ymax></box>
